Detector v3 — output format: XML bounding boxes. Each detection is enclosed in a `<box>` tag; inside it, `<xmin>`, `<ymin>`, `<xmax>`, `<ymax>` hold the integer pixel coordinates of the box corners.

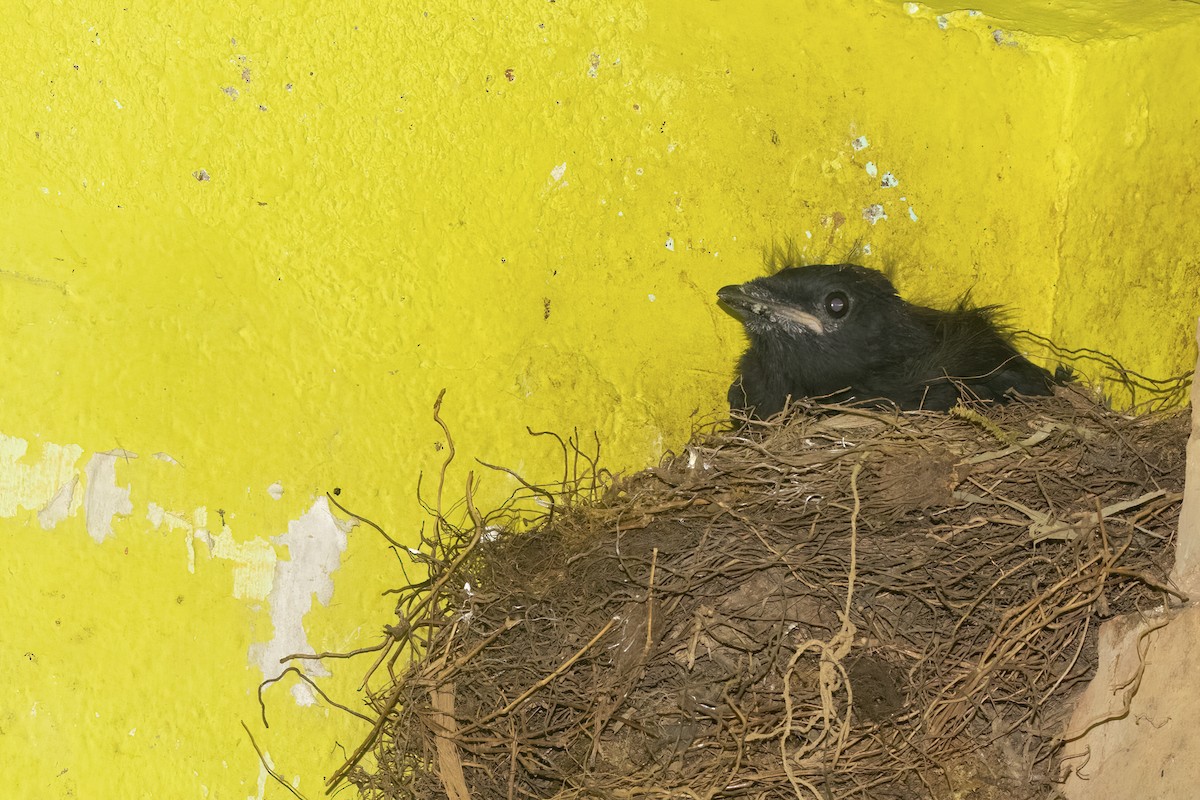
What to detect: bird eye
<box><xmin>825</xmin><ymin>291</ymin><xmax>849</xmax><ymax>318</ymax></box>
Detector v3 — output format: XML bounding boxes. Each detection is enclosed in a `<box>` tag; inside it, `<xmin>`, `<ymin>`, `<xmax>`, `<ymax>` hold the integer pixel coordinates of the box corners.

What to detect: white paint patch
<box><xmin>38</xmin><ymin>475</ymin><xmax>78</xmax><ymax>530</ymax></box>
<box><xmin>880</xmin><ymin>172</ymin><xmax>898</xmax><ymax>188</ymax></box>
<box><xmin>647</xmin><ymin>294</ymin><xmax>656</xmax><ymax>302</ymax></box>
<box><xmin>863</xmin><ymin>204</ymin><xmax>887</xmax><ymax>224</ymax></box>
<box><xmin>249</xmin><ymin>497</ymin><xmax>355</xmax><ymax>685</ymax></box>
<box><xmin>805</xmin><ymin>230</ymin><xmax>812</xmax><ymax>239</ymax></box>
<box><xmin>904</xmin><ymin>2</ymin><xmax>920</xmax><ymax>13</ymax></box>
<box><xmin>865</xmin><ymin>161</ymin><xmax>878</xmax><ymax>178</ymax></box>
<box><xmin>549</xmin><ymin>162</ymin><xmax>567</xmax><ymax>182</ymax></box>
<box><xmin>665</xmin><ymin>237</ymin><xmax>674</xmax><ymax>251</ymax></box>
<box><xmin>937</xmin><ymin>15</ymin><xmax>948</xmax><ymax>28</ymax></box>
<box><xmin>0</xmin><ymin>434</ymin><xmax>84</xmax><ymax>518</ymax></box>
<box><xmin>83</xmin><ymin>449</ymin><xmax>138</xmax><ymax>543</ymax></box>
<box><xmin>851</xmin><ymin>136</ymin><xmax>869</xmax><ymax>151</ymax></box>
<box><xmin>587</xmin><ymin>52</ymin><xmax>600</xmax><ymax>78</ymax></box>
<box><xmin>862</xmin><ymin>243</ymin><xmax>873</xmax><ymax>255</ymax></box>
<box><xmin>291</xmin><ymin>682</ymin><xmax>318</xmax><ymax>706</ymax></box>
<box><xmin>909</xmin><ymin>206</ymin><xmax>919</xmax><ymax>222</ymax></box>
<box><xmin>152</xmin><ymin>452</ymin><xmax>180</xmax><ymax>465</ymax></box>
<box><xmin>268</xmin><ymin>482</ymin><xmax>284</xmax><ymax>500</ymax></box>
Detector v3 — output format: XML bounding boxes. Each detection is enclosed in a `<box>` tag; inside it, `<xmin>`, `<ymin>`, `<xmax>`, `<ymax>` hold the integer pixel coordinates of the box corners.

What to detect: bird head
<box><xmin>717</xmin><ymin>263</ymin><xmax>905</xmax><ymax>347</ymax></box>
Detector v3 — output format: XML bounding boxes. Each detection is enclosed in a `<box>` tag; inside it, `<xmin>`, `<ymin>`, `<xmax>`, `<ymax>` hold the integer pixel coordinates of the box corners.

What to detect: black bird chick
<box><xmin>718</xmin><ymin>263</ymin><xmax>1059</xmax><ymax>419</ymax></box>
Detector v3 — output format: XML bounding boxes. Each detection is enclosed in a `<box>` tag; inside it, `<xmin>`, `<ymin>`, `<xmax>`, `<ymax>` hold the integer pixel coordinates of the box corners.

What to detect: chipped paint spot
<box><xmin>193</xmin><ymin>169</ymin><xmax>210</xmax><ymax>182</ymax></box>
<box><xmin>209</xmin><ymin>525</ymin><xmax>276</xmax><ymax>598</ymax></box>
<box><xmin>865</xmin><ymin>161</ymin><xmax>878</xmax><ymax>178</ymax></box>
<box><xmin>851</xmin><ymin>135</ymin><xmax>869</xmax><ymax>151</ymax></box>
<box><xmin>648</xmin><ymin>293</ymin><xmax>656</xmax><ymax>302</ymax></box>
<box><xmin>909</xmin><ymin>206</ymin><xmax>919</xmax><ymax>222</ymax></box>
<box><xmin>147</xmin><ymin>503</ymin><xmax>272</xmax><ymax>587</ymax></box>
<box><xmin>38</xmin><ymin>476</ymin><xmax>78</xmax><ymax>530</ymax></box>
<box><xmin>862</xmin><ymin>243</ymin><xmax>873</xmax><ymax>255</ymax></box>
<box><xmin>83</xmin><ymin>449</ymin><xmax>137</xmax><ymax>543</ymax></box>
<box><xmin>880</xmin><ymin>172</ymin><xmax>898</xmax><ymax>188</ymax></box>
<box><xmin>904</xmin><ymin>2</ymin><xmax>920</xmax><ymax>13</ymax></box>
<box><xmin>863</xmin><ymin>204</ymin><xmax>887</xmax><ymax>224</ymax></box>
<box><xmin>0</xmin><ymin>434</ymin><xmax>83</xmax><ymax>519</ymax></box>
<box><xmin>254</xmin><ymin>749</ymin><xmax>274</xmax><ymax>800</ymax></box>
<box><xmin>549</xmin><ymin>162</ymin><xmax>567</xmax><ymax>182</ymax></box>
<box><xmin>291</xmin><ymin>682</ymin><xmax>318</xmax><ymax>706</ymax></box>
<box><xmin>268</xmin><ymin>482</ymin><xmax>284</xmax><ymax>500</ymax></box>
<box><xmin>587</xmin><ymin>52</ymin><xmax>600</xmax><ymax>78</ymax></box>
<box><xmin>937</xmin><ymin>15</ymin><xmax>949</xmax><ymax>29</ymax></box>
<box><xmin>665</xmin><ymin>236</ymin><xmax>674</xmax><ymax>251</ymax></box>
<box><xmin>249</xmin><ymin>497</ymin><xmax>355</xmax><ymax>684</ymax></box>
<box><xmin>152</xmin><ymin>452</ymin><xmax>181</xmax><ymax>465</ymax></box>
<box><xmin>147</xmin><ymin>502</ymin><xmax>191</xmax><ymax>533</ymax></box>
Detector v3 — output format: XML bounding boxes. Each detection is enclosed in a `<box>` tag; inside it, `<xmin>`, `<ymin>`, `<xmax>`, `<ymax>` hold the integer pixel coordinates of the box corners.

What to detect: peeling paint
<box><xmin>0</xmin><ymin>433</ymin><xmax>84</xmax><ymax>518</ymax></box>
<box><xmin>880</xmin><ymin>172</ymin><xmax>898</xmax><ymax>188</ymax></box>
<box><xmin>253</xmin><ymin>749</ymin><xmax>274</xmax><ymax>800</ymax></box>
<box><xmin>249</xmin><ymin>497</ymin><xmax>355</xmax><ymax>685</ymax></box>
<box><xmin>851</xmin><ymin>135</ymin><xmax>869</xmax><ymax>151</ymax></box>
<box><xmin>863</xmin><ymin>204</ymin><xmax>887</xmax><ymax>224</ymax></box>
<box><xmin>209</xmin><ymin>526</ymin><xmax>276</xmax><ymax>600</ymax></box>
<box><xmin>83</xmin><ymin>449</ymin><xmax>137</xmax><ymax>543</ymax></box>
<box><xmin>38</xmin><ymin>476</ymin><xmax>78</xmax><ymax>530</ymax></box>
<box><xmin>268</xmin><ymin>482</ymin><xmax>284</xmax><ymax>500</ymax></box>
<box><xmin>147</xmin><ymin>503</ymin><xmax>273</xmax><ymax>588</ymax></box>
<box><xmin>865</xmin><ymin>161</ymin><xmax>878</xmax><ymax>178</ymax></box>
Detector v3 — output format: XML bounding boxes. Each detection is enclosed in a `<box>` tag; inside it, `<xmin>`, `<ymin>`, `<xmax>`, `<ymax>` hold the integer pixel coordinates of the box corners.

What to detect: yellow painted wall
<box><xmin>2</xmin><ymin>1</ymin><xmax>1197</xmax><ymax>797</ymax></box>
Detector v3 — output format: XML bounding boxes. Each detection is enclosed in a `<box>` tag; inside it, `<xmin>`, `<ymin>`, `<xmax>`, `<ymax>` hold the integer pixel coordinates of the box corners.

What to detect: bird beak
<box><xmin>717</xmin><ymin>284</ymin><xmax>825</xmax><ymax>334</ymax></box>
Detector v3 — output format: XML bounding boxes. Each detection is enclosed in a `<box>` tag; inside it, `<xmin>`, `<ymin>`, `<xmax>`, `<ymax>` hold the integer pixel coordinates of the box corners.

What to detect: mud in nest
<box><xmin>325</xmin><ymin>389</ymin><xmax>1187</xmax><ymax>799</ymax></box>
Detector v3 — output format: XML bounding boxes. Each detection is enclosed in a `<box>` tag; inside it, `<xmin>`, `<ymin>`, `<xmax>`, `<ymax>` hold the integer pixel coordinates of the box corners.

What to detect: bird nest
<box><xmin>322</xmin><ymin>388</ymin><xmax>1187</xmax><ymax>799</ymax></box>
